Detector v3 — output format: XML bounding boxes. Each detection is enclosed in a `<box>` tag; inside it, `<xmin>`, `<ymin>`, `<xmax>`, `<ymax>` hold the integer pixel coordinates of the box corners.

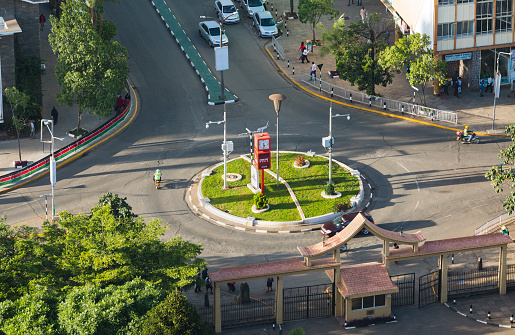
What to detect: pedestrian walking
<box><xmin>310</xmin><ymin>62</ymin><xmax>316</xmax><ymax>81</ymax></box>
<box><xmin>357</xmin><ymin>0</ymin><xmax>362</xmax><ymax>5</ymax></box>
<box><xmin>125</xmin><ymin>92</ymin><xmax>131</xmax><ymax>106</ymax></box>
<box><xmin>29</xmin><ymin>120</ymin><xmax>35</xmax><ymax>139</ymax></box>
<box><xmin>201</xmin><ymin>267</ymin><xmax>208</xmax><ymax>281</ymax></box>
<box><xmin>51</xmin><ymin>106</ymin><xmax>59</xmax><ymax>125</ymax></box>
<box><xmin>360</xmin><ymin>7</ymin><xmax>367</xmax><ymax>23</ymax></box>
<box><xmin>266</xmin><ymin>277</ymin><xmax>274</xmax><ymax>292</ymax></box>
<box><xmin>479</xmin><ymin>80</ymin><xmax>485</xmax><ymax>97</ymax></box>
<box><xmin>194</xmin><ymin>272</ymin><xmax>202</xmax><ymax>292</ymax></box>
<box><xmin>205</xmin><ymin>276</ymin><xmax>213</xmax><ymax>294</ymax></box>
<box><xmin>298</xmin><ymin>41</ymin><xmax>305</xmax><ymax>60</ymax></box>
<box><xmin>40</xmin><ymin>14</ymin><xmax>46</xmax><ymax>31</ymax></box>
<box><xmin>453</xmin><ymin>80</ymin><xmax>459</xmax><ymax>98</ymax></box>
<box><xmin>347</xmin><ymin>0</ymin><xmax>354</xmax><ymax>5</ymax></box>
<box><xmin>451</xmin><ymin>70</ymin><xmax>458</xmax><ymax>86</ymax></box>
<box><xmin>487</xmin><ymin>75</ymin><xmax>493</xmax><ymax>93</ymax></box>
<box><xmin>302</xmin><ymin>48</ymin><xmax>309</xmax><ymax>63</ymax></box>
<box><xmin>227</xmin><ymin>282</ymin><xmax>236</xmax><ymax>292</ymax></box>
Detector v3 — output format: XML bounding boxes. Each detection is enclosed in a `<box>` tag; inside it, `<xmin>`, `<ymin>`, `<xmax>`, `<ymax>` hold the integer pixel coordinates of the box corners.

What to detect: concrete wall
<box><xmin>391</xmin><ymin>0</ymin><xmax>434</xmax><ymax>44</ymax></box>
<box><xmin>0</xmin><ymin>34</ymin><xmax>15</xmax><ymax>90</ymax></box>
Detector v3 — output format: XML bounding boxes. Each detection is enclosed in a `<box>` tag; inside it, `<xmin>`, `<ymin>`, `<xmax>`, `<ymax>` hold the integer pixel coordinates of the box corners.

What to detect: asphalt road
<box><xmin>0</xmin><ymin>0</ymin><xmax>512</xmax><ymax>319</ymax></box>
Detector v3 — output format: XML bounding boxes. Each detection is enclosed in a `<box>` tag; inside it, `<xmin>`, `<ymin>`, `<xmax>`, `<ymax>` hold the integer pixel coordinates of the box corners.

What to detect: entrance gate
<box><xmin>283</xmin><ymin>283</ymin><xmax>334</xmax><ymax>321</ymax></box>
<box><xmin>390</xmin><ymin>273</ymin><xmax>415</xmax><ymax>307</ymax></box>
<box><xmin>419</xmin><ymin>270</ymin><xmax>440</xmax><ymax>308</ymax></box>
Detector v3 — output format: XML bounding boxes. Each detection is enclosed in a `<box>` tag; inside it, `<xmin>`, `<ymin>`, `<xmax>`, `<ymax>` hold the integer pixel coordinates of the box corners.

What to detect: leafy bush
<box><xmin>295</xmin><ymin>155</ymin><xmax>306</xmax><ymax>166</ymax></box>
<box><xmin>254</xmin><ymin>193</ymin><xmax>269</xmax><ymax>209</ymax></box>
<box><xmin>289</xmin><ymin>327</ymin><xmax>306</xmax><ymax>335</ymax></box>
<box><xmin>140</xmin><ymin>290</ymin><xmax>212</xmax><ymax>335</ymax></box>
<box><xmin>333</xmin><ymin>201</ymin><xmax>351</xmax><ymax>213</ymax></box>
<box><xmin>324</xmin><ymin>183</ymin><xmax>335</xmax><ymax>195</ymax></box>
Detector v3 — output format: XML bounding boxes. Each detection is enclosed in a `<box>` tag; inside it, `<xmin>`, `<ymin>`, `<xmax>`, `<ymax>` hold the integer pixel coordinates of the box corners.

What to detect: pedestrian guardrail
<box><xmin>272</xmin><ymin>36</ymin><xmax>285</xmax><ymax>60</ymax></box>
<box><xmin>475</xmin><ymin>212</ymin><xmax>515</xmax><ymax>235</ymax></box>
<box><xmin>300</xmin><ymin>72</ymin><xmax>458</xmax><ymax>124</ymax></box>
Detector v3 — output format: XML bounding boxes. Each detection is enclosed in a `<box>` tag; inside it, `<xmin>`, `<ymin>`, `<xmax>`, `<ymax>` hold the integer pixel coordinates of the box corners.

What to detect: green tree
<box><xmin>58</xmin><ymin>278</ymin><xmax>165</xmax><ymax>335</ymax></box>
<box><xmin>140</xmin><ymin>290</ymin><xmax>212</xmax><ymax>335</ymax></box>
<box><xmin>321</xmin><ymin>13</ymin><xmax>394</xmax><ymax>96</ymax></box>
<box><xmin>379</xmin><ymin>33</ymin><xmax>447</xmax><ymax>105</ymax></box>
<box><xmin>298</xmin><ymin>0</ymin><xmax>339</xmax><ymax>43</ymax></box>
<box><xmin>5</xmin><ymin>87</ymin><xmax>30</xmax><ymax>162</ymax></box>
<box><xmin>486</xmin><ymin>125</ymin><xmax>515</xmax><ymax>214</ymax></box>
<box><xmin>48</xmin><ymin>0</ymin><xmax>129</xmax><ymax>131</ymax></box>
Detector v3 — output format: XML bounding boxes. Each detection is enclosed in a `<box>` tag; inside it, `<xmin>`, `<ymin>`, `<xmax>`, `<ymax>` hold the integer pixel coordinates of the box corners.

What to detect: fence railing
<box><xmin>507</xmin><ymin>264</ymin><xmax>515</xmax><ymax>288</ymax></box>
<box><xmin>390</xmin><ymin>273</ymin><xmax>415</xmax><ymax>307</ymax></box>
<box><xmin>271</xmin><ymin>36</ymin><xmax>285</xmax><ymax>60</ymax></box>
<box><xmin>447</xmin><ymin>267</ymin><xmax>498</xmax><ymax>297</ymax></box>
<box><xmin>475</xmin><ymin>212</ymin><xmax>515</xmax><ymax>235</ymax></box>
<box><xmin>300</xmin><ymin>72</ymin><xmax>458</xmax><ymax>124</ymax></box>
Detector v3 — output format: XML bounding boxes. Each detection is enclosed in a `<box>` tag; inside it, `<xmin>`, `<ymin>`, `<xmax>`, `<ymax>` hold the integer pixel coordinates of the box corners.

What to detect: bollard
<box><xmin>383</xmin><ymin>102</ymin><xmax>386</xmax><ymax>110</ymax></box>
<box><xmin>369</xmin><ymin>97</ymin><xmax>372</xmax><ymax>106</ymax></box>
<box><xmin>286</xmin><ymin>29</ymin><xmax>289</xmax><ymax>37</ymax></box>
<box><xmin>277</xmin><ymin>53</ymin><xmax>279</xmax><ymax>60</ymax></box>
<box><xmin>271</xmin><ymin>3</ymin><xmax>273</xmax><ymax>10</ymax></box>
<box><xmin>470</xmin><ymin>305</ymin><xmax>473</xmax><ymax>314</ymax></box>
<box><xmin>331</xmin><ymin>88</ymin><xmax>334</xmax><ymax>98</ymax></box>
<box><xmin>319</xmin><ymin>81</ymin><xmax>322</xmax><ymax>92</ymax></box>
<box><xmin>292</xmin><ymin>67</ymin><xmax>294</xmax><ymax>75</ymax></box>
<box><xmin>510</xmin><ymin>314</ymin><xmax>513</xmax><ymax>323</ymax></box>
<box><xmin>275</xmin><ymin>9</ymin><xmax>278</xmax><ymax>16</ymax></box>
<box><xmin>488</xmin><ymin>311</ymin><xmax>491</xmax><ymax>319</ymax></box>
<box><xmin>451</xmin><ymin>254</ymin><xmax>454</xmax><ymax>264</ymax></box>
<box><xmin>453</xmin><ymin>299</ymin><xmax>456</xmax><ymax>305</ymax></box>
<box><xmin>288</xmin><ymin>60</ymin><xmax>290</xmax><ymax>68</ymax></box>
<box><xmin>285</xmin><ymin>22</ymin><xmax>287</xmax><ymax>29</ymax></box>
<box><xmin>401</xmin><ymin>105</ymin><xmax>404</xmax><ymax>113</ymax></box>
<box><xmin>350</xmin><ymin>93</ymin><xmax>352</xmax><ymax>103</ymax></box>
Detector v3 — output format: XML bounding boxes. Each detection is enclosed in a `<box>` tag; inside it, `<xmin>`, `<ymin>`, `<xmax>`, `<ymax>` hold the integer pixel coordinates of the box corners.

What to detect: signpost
<box><xmin>253</xmin><ymin>132</ymin><xmax>271</xmax><ymax>194</ymax></box>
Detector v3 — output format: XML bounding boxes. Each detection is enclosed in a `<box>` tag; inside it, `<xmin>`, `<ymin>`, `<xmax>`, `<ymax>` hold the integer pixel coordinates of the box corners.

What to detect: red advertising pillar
<box><xmin>254</xmin><ymin>133</ymin><xmax>271</xmax><ymax>194</ymax></box>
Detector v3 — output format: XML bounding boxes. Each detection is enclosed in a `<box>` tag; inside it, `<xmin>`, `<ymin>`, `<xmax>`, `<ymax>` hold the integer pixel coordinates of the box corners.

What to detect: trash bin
<box><xmin>306</xmin><ymin>40</ymin><xmax>312</xmax><ymax>52</ymax></box>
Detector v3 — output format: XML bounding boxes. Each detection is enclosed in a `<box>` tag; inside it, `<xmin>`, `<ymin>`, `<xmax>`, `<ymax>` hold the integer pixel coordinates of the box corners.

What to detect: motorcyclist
<box><xmin>463</xmin><ymin>125</ymin><xmax>473</xmax><ymax>142</ymax></box>
<box><xmin>153</xmin><ymin>169</ymin><xmax>162</xmax><ymax>183</ymax></box>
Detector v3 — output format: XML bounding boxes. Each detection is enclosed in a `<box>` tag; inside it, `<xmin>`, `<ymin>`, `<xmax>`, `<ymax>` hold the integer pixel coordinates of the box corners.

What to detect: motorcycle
<box><xmin>153</xmin><ymin>177</ymin><xmax>161</xmax><ymax>189</ymax></box>
<box><xmin>456</xmin><ymin>131</ymin><xmax>480</xmax><ymax>144</ymax></box>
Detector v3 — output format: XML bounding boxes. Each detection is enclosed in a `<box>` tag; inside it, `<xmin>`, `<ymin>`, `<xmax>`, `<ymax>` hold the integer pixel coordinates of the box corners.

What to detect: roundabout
<box><xmin>186</xmin><ymin>151</ymin><xmax>372</xmax><ymax>232</ymax></box>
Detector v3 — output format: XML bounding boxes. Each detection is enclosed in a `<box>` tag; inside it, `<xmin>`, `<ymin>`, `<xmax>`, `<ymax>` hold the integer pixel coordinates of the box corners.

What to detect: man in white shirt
<box><xmin>487</xmin><ymin>76</ymin><xmax>493</xmax><ymax>93</ymax></box>
<box><xmin>310</xmin><ymin>62</ymin><xmax>316</xmax><ymax>81</ymax></box>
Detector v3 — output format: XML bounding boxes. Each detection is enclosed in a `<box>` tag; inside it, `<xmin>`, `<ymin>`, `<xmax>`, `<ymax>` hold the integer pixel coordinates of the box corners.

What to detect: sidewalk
<box><xmin>267</xmin><ymin>0</ymin><xmax>515</xmax><ymax>134</ymax></box>
<box><xmin>0</xmin><ymin>5</ymin><xmax>112</xmax><ymax>175</ymax></box>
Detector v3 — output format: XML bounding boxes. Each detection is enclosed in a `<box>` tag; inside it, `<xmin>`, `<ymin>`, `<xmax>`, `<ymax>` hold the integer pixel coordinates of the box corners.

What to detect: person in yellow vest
<box><xmin>153</xmin><ymin>169</ymin><xmax>161</xmax><ymax>182</ymax></box>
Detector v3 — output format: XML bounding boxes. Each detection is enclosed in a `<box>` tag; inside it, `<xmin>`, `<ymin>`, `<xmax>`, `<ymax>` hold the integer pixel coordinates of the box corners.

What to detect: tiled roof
<box><xmin>339</xmin><ymin>262</ymin><xmax>398</xmax><ymax>297</ymax></box>
<box><xmin>387</xmin><ymin>233</ymin><xmax>513</xmax><ymax>260</ymax></box>
<box><xmin>367</xmin><ymin>223</ymin><xmax>426</xmax><ymax>244</ymax></box>
<box><xmin>297</xmin><ymin>213</ymin><xmax>366</xmax><ymax>257</ymax></box>
<box><xmin>210</xmin><ymin>258</ymin><xmax>340</xmax><ymax>283</ymax></box>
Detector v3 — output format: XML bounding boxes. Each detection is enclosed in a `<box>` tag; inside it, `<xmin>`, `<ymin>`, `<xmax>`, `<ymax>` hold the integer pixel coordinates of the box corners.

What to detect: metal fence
<box><xmin>390</xmin><ymin>273</ymin><xmax>415</xmax><ymax>307</ymax></box>
<box><xmin>221</xmin><ymin>297</ymin><xmax>276</xmax><ymax>329</ymax></box>
<box><xmin>447</xmin><ymin>267</ymin><xmax>498</xmax><ymax>298</ymax></box>
<box><xmin>272</xmin><ymin>36</ymin><xmax>285</xmax><ymax>60</ymax></box>
<box><xmin>507</xmin><ymin>265</ymin><xmax>515</xmax><ymax>288</ymax></box>
<box><xmin>197</xmin><ymin>305</ymin><xmax>214</xmax><ymax>325</ymax></box>
<box><xmin>283</xmin><ymin>283</ymin><xmax>333</xmax><ymax>321</ymax></box>
<box><xmin>419</xmin><ymin>269</ymin><xmax>440</xmax><ymax>308</ymax></box>
<box><xmin>300</xmin><ymin>72</ymin><xmax>458</xmax><ymax>124</ymax></box>
<box><xmin>475</xmin><ymin>212</ymin><xmax>515</xmax><ymax>235</ymax></box>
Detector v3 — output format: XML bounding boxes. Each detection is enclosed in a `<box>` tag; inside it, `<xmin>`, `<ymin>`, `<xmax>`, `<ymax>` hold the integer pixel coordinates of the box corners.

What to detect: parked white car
<box><xmin>242</xmin><ymin>0</ymin><xmax>265</xmax><ymax>18</ymax></box>
<box><xmin>215</xmin><ymin>0</ymin><xmax>240</xmax><ymax>23</ymax></box>
<box><xmin>252</xmin><ymin>11</ymin><xmax>278</xmax><ymax>37</ymax></box>
<box><xmin>198</xmin><ymin>21</ymin><xmax>229</xmax><ymax>47</ymax></box>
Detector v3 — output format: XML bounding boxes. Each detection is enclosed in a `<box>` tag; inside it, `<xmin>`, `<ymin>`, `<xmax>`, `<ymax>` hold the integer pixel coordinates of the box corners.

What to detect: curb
<box><xmin>444</xmin><ymin>302</ymin><xmax>514</xmax><ymax>328</ymax></box>
<box><xmin>264</xmin><ymin>45</ymin><xmax>510</xmax><ymax>138</ymax></box>
<box><xmin>148</xmin><ymin>0</ymin><xmax>238</xmax><ymax>105</ymax></box>
<box><xmin>0</xmin><ymin>80</ymin><xmax>139</xmax><ymax>194</ymax></box>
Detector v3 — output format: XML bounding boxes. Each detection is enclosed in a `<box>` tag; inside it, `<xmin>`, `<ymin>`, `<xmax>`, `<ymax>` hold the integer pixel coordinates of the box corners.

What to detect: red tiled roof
<box><xmin>340</xmin><ymin>262</ymin><xmax>398</xmax><ymax>297</ymax></box>
<box><xmin>210</xmin><ymin>258</ymin><xmax>340</xmax><ymax>283</ymax></box>
<box><xmin>387</xmin><ymin>233</ymin><xmax>513</xmax><ymax>260</ymax></box>
<box><xmin>367</xmin><ymin>224</ymin><xmax>426</xmax><ymax>244</ymax></box>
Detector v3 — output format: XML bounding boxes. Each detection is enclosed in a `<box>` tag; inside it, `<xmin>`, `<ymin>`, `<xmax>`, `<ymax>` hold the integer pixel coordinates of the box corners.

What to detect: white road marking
<box><xmin>397</xmin><ymin>162</ymin><xmax>410</xmax><ymax>172</ymax></box>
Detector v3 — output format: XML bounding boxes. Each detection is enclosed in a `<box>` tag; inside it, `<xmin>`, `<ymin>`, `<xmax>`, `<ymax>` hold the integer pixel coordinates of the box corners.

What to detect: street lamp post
<box><xmin>206</xmin><ymin>119</ymin><xmax>230</xmax><ymax>189</ymax></box>
<box><xmin>41</xmin><ymin>119</ymin><xmax>65</xmax><ymax>220</ymax></box>
<box><xmin>269</xmin><ymin>94</ymin><xmax>287</xmax><ymax>187</ymax></box>
<box><xmin>327</xmin><ymin>91</ymin><xmax>350</xmax><ymax>185</ymax></box>
<box><xmin>492</xmin><ymin>51</ymin><xmax>511</xmax><ymax>130</ymax></box>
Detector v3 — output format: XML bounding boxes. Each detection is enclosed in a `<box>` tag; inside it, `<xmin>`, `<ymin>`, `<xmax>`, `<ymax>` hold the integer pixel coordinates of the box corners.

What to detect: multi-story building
<box><xmin>381</xmin><ymin>0</ymin><xmax>515</xmax><ymax>91</ymax></box>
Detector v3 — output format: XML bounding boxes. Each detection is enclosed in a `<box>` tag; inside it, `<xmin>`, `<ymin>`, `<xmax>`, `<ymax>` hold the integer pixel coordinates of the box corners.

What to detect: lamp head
<box><xmin>269</xmin><ymin>94</ymin><xmax>287</xmax><ymax>113</ymax></box>
<box><xmin>347</xmin><ymin>115</ymin><xmax>350</xmax><ymax>120</ymax></box>
<box><xmin>206</xmin><ymin>123</ymin><xmax>210</xmax><ymax>129</ymax></box>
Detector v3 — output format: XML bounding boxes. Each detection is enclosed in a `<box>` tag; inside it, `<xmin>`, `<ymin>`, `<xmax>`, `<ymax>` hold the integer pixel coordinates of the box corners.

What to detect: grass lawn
<box><xmin>201</xmin><ymin>153</ymin><xmax>360</xmax><ymax>221</ymax></box>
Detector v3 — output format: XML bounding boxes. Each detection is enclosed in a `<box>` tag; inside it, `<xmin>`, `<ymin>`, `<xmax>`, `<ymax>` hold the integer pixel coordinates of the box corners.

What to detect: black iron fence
<box><xmin>197</xmin><ymin>305</ymin><xmax>213</xmax><ymax>325</ymax></box>
<box><xmin>507</xmin><ymin>265</ymin><xmax>515</xmax><ymax>288</ymax></box>
<box><xmin>390</xmin><ymin>273</ymin><xmax>415</xmax><ymax>307</ymax></box>
<box><xmin>221</xmin><ymin>297</ymin><xmax>276</xmax><ymax>329</ymax></box>
<box><xmin>283</xmin><ymin>283</ymin><xmax>333</xmax><ymax>321</ymax></box>
<box><xmin>419</xmin><ymin>270</ymin><xmax>440</xmax><ymax>308</ymax></box>
<box><xmin>447</xmin><ymin>267</ymin><xmax>498</xmax><ymax>298</ymax></box>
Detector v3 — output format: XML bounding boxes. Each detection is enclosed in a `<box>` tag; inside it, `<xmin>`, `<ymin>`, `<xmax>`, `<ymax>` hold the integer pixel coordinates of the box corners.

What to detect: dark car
<box><xmin>321</xmin><ymin>211</ymin><xmax>374</xmax><ymax>238</ymax></box>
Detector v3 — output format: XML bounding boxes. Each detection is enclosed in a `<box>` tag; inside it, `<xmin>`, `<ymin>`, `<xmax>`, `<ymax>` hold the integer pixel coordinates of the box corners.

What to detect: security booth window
<box><xmin>351</xmin><ymin>294</ymin><xmax>386</xmax><ymax>310</ymax></box>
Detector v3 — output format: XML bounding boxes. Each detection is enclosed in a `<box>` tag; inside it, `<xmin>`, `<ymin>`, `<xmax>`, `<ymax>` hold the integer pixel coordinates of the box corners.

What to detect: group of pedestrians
<box><xmin>298</xmin><ymin>42</ymin><xmax>318</xmax><ymax>81</ymax></box>
<box><xmin>194</xmin><ymin>268</ymin><xmax>213</xmax><ymax>294</ymax></box>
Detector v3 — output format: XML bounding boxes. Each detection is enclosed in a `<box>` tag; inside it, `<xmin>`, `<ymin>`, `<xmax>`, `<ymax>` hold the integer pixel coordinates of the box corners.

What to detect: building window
<box><xmin>458</xmin><ymin>0</ymin><xmax>474</xmax><ymax>3</ymax></box>
<box><xmin>477</xmin><ymin>0</ymin><xmax>494</xmax><ymax>34</ymax></box>
<box><xmin>439</xmin><ymin>0</ymin><xmax>455</xmax><ymax>5</ymax></box>
<box><xmin>496</xmin><ymin>0</ymin><xmax>513</xmax><ymax>32</ymax></box>
<box><xmin>351</xmin><ymin>295</ymin><xmax>387</xmax><ymax>310</ymax></box>
<box><xmin>456</xmin><ymin>21</ymin><xmax>474</xmax><ymax>37</ymax></box>
<box><xmin>437</xmin><ymin>23</ymin><xmax>455</xmax><ymax>40</ymax></box>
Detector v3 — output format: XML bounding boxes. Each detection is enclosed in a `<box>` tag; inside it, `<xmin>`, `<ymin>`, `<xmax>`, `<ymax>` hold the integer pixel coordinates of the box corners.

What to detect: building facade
<box><xmin>382</xmin><ymin>0</ymin><xmax>515</xmax><ymax>91</ymax></box>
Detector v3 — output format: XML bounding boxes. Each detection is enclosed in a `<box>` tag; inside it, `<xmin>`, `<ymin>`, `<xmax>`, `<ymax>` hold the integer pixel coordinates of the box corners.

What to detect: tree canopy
<box><xmin>320</xmin><ymin>13</ymin><xmax>394</xmax><ymax>96</ymax></box>
<box><xmin>379</xmin><ymin>33</ymin><xmax>447</xmax><ymax>105</ymax></box>
<box><xmin>298</xmin><ymin>0</ymin><xmax>339</xmax><ymax>42</ymax></box>
<box><xmin>48</xmin><ymin>0</ymin><xmax>129</xmax><ymax>130</ymax></box>
<box><xmin>486</xmin><ymin>125</ymin><xmax>515</xmax><ymax>215</ymax></box>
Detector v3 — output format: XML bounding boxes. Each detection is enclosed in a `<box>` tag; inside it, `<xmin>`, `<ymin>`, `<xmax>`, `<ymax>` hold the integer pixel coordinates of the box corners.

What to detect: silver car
<box><xmin>198</xmin><ymin>21</ymin><xmax>229</xmax><ymax>47</ymax></box>
<box><xmin>252</xmin><ymin>11</ymin><xmax>278</xmax><ymax>37</ymax></box>
<box><xmin>215</xmin><ymin>0</ymin><xmax>240</xmax><ymax>24</ymax></box>
<box><xmin>242</xmin><ymin>0</ymin><xmax>265</xmax><ymax>18</ymax></box>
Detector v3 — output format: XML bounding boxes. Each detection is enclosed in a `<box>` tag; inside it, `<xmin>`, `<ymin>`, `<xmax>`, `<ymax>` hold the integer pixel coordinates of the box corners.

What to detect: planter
<box><xmin>252</xmin><ymin>204</ymin><xmax>270</xmax><ymax>213</ymax></box>
<box><xmin>68</xmin><ymin>128</ymin><xmax>88</xmax><ymax>139</ymax></box>
<box><xmin>221</xmin><ymin>173</ymin><xmax>242</xmax><ymax>182</ymax></box>
<box><xmin>321</xmin><ymin>190</ymin><xmax>342</xmax><ymax>199</ymax></box>
<box><xmin>14</xmin><ymin>160</ymin><xmax>28</xmax><ymax>168</ymax></box>
<box><xmin>293</xmin><ymin>159</ymin><xmax>310</xmax><ymax>169</ymax></box>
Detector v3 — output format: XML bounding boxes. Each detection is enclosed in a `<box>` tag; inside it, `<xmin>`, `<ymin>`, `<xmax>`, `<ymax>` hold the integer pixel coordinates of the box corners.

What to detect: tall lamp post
<box><xmin>269</xmin><ymin>94</ymin><xmax>287</xmax><ymax>187</ymax></box>
<box><xmin>327</xmin><ymin>91</ymin><xmax>350</xmax><ymax>184</ymax></box>
<box><xmin>492</xmin><ymin>51</ymin><xmax>510</xmax><ymax>130</ymax></box>
<box><xmin>41</xmin><ymin>119</ymin><xmax>65</xmax><ymax>220</ymax></box>
<box><xmin>200</xmin><ymin>12</ymin><xmax>238</xmax><ymax>189</ymax></box>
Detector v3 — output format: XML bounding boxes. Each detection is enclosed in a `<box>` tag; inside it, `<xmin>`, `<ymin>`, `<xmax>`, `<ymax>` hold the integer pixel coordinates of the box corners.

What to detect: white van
<box><xmin>242</xmin><ymin>0</ymin><xmax>265</xmax><ymax>18</ymax></box>
<box><xmin>215</xmin><ymin>0</ymin><xmax>240</xmax><ymax>24</ymax></box>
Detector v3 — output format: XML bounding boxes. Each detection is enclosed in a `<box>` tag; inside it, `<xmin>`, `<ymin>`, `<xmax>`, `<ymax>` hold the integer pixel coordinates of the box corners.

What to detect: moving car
<box><xmin>242</xmin><ymin>0</ymin><xmax>265</xmax><ymax>17</ymax></box>
<box><xmin>198</xmin><ymin>21</ymin><xmax>229</xmax><ymax>47</ymax></box>
<box><xmin>215</xmin><ymin>0</ymin><xmax>240</xmax><ymax>24</ymax></box>
<box><xmin>252</xmin><ymin>11</ymin><xmax>278</xmax><ymax>38</ymax></box>
<box><xmin>321</xmin><ymin>211</ymin><xmax>375</xmax><ymax>238</ymax></box>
